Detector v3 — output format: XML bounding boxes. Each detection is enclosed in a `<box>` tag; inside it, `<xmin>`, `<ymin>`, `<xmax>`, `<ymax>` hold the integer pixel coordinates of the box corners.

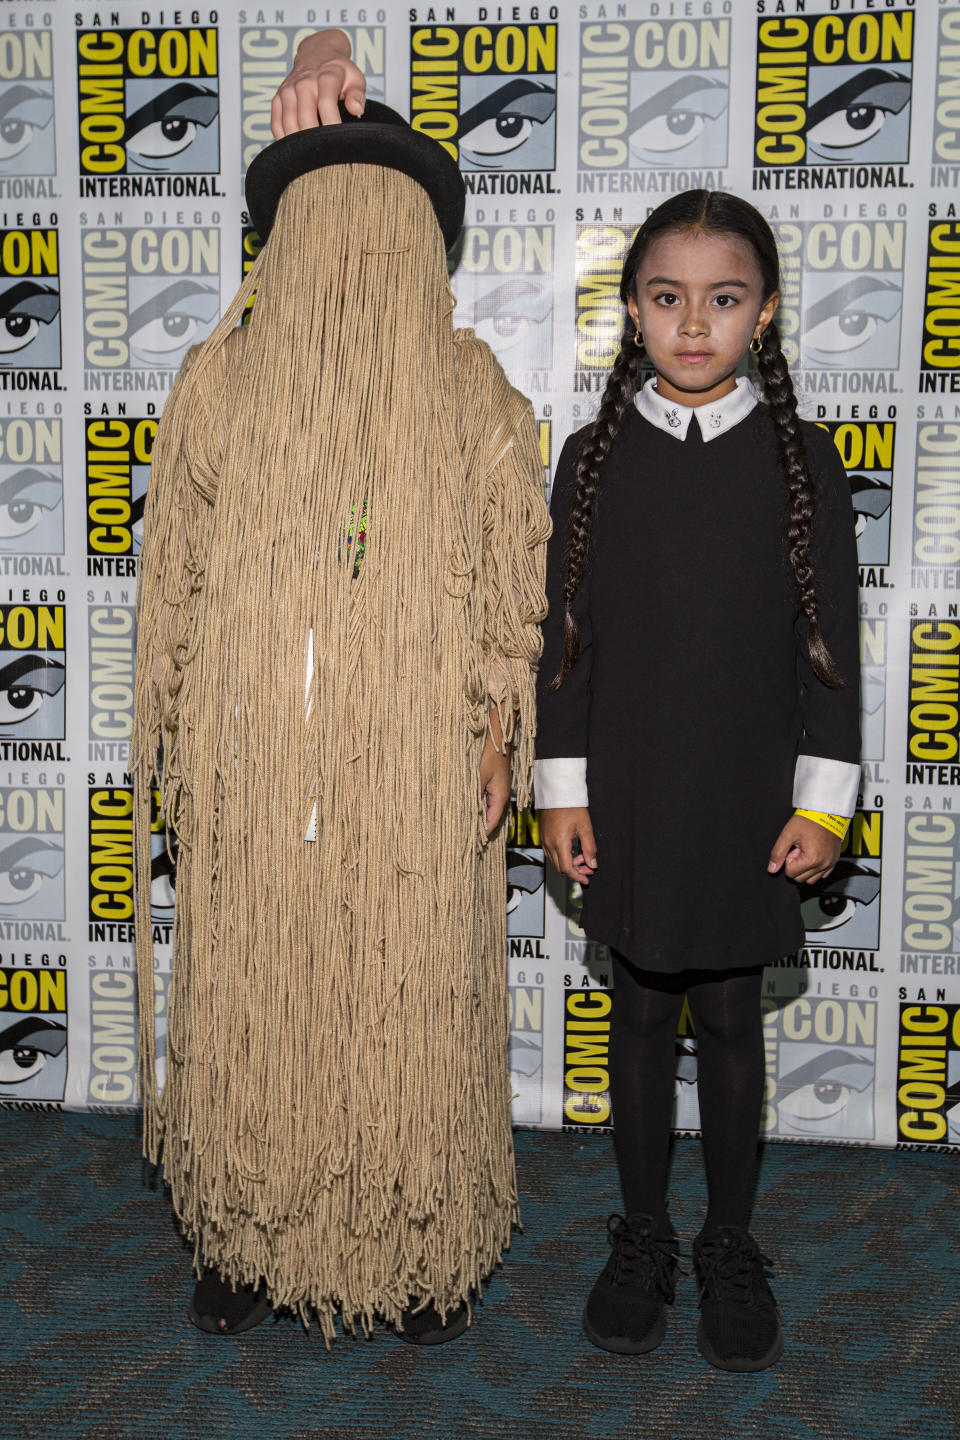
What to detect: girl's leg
<box><xmin>685</xmin><ymin>964</ymin><xmax>782</xmax><ymax>1373</ymax></box>
<box><xmin>608</xmin><ymin>951</ymin><xmax>687</xmax><ymax>1223</ymax></box>
<box><xmin>684</xmin><ymin>965</ymin><xmax>765</xmax><ymax>1233</ymax></box>
<box><xmin>580</xmin><ymin>954</ymin><xmax>684</xmax><ymax>1355</ymax></box>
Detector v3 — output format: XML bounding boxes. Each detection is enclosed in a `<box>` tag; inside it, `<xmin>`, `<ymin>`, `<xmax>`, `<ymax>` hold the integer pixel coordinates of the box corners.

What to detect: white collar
<box><xmin>634</xmin><ymin>375</ymin><xmax>758</xmax><ymax>441</ymax></box>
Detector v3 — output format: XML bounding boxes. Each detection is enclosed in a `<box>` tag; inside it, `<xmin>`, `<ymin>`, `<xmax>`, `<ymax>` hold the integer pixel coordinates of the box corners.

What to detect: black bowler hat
<box><xmin>245</xmin><ymin>100</ymin><xmax>465</xmax><ymax>251</ymax></box>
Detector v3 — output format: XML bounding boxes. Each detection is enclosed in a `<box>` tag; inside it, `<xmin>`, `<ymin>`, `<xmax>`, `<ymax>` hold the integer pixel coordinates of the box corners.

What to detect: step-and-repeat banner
<box><xmin>0</xmin><ymin>0</ymin><xmax>957</xmax><ymax>1153</ymax></box>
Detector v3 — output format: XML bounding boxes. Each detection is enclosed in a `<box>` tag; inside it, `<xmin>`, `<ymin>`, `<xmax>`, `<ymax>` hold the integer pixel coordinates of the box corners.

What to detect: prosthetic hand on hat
<box><xmin>271</xmin><ymin>29</ymin><xmax>367</xmax><ymax>135</ymax></box>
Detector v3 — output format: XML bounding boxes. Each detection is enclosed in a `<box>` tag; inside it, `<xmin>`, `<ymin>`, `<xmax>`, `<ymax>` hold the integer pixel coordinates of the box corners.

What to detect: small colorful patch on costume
<box><xmin>339</xmin><ymin>503</ymin><xmax>367</xmax><ymax>577</ymax></box>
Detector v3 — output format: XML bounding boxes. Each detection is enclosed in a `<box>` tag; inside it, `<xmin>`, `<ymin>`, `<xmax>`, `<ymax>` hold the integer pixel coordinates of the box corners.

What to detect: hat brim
<box><xmin>245</xmin><ymin>102</ymin><xmax>465</xmax><ymax>251</ymax></box>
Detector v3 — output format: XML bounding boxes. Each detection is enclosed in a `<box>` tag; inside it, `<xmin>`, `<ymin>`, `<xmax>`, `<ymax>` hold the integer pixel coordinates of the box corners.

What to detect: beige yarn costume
<box><xmin>132</xmin><ymin>163</ymin><xmax>550</xmax><ymax>1338</ymax></box>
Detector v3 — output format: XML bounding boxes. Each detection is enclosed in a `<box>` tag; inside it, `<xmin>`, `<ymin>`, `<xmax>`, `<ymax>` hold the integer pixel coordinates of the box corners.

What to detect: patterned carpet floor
<box><xmin>1</xmin><ymin>1112</ymin><xmax>957</xmax><ymax>1440</ymax></box>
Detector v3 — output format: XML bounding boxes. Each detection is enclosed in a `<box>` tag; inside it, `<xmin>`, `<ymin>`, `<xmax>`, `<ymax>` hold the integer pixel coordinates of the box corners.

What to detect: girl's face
<box><xmin>627</xmin><ymin>228</ymin><xmax>779</xmax><ymax>408</ymax></box>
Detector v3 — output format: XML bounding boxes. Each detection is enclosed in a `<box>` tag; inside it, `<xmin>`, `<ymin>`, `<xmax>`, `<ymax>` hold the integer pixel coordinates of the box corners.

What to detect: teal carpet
<box><xmin>1</xmin><ymin>1113</ymin><xmax>957</xmax><ymax>1440</ymax></box>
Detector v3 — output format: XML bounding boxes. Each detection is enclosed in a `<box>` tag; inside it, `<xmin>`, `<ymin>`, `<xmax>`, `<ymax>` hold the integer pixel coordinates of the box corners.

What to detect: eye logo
<box><xmin>0</xmin><ymin>31</ymin><xmax>55</xmax><ymax>176</ymax></box>
<box><xmin>0</xmin><ymin>231</ymin><xmax>60</xmax><ymax>370</ymax></box>
<box><xmin>0</xmin><ymin>82</ymin><xmax>55</xmax><ymax>175</ymax></box>
<box><xmin>579</xmin><ymin>20</ymin><xmax>730</xmax><ymax>172</ymax></box>
<box><xmin>819</xmin><ymin>420</ymin><xmax>895</xmax><ymax>566</ymax></box>
<box><xmin>127</xmin><ymin>277</ymin><xmax>219</xmax><ymax>367</ymax></box>
<box><xmin>410</xmin><ymin>25</ymin><xmax>557</xmax><ymax>171</ymax></box>
<box><xmin>82</xmin><ymin>228</ymin><xmax>220</xmax><ymax>372</ymax></box>
<box><xmin>859</xmin><ymin>617</ymin><xmax>886</xmax><ymax>764</ymax></box>
<box><xmin>0</xmin><ymin>466</ymin><xmax>62</xmax><ymax>552</ymax></box>
<box><xmin>0</xmin><ymin>835</ymin><xmax>63</xmax><ymax>914</ymax></box>
<box><xmin>0</xmin><ymin>417</ymin><xmax>61</xmax><ymax>553</ymax></box>
<box><xmin>762</xmin><ymin>996</ymin><xmax>877</xmax><ymax>1140</ymax></box>
<box><xmin>0</xmin><ymin>607</ymin><xmax>66</xmax><ymax>741</ymax></box>
<box><xmin>459</xmin><ymin>77</ymin><xmax>556</xmax><ymax>171</ymax></box>
<box><xmin>806</xmin><ymin>67</ymin><xmax>910</xmax><ymax>162</ymax></box>
<box><xmin>509</xmin><ymin>985</ymin><xmax>543</xmax><ymax>1126</ymax></box>
<box><xmin>754</xmin><ymin>12</ymin><xmax>913</xmax><ymax>168</ymax></box>
<box><xmin>774</xmin><ymin>221</ymin><xmax>904</xmax><ymax>373</ymax></box>
<box><xmin>801</xmin><ymin>809</ymin><xmax>882</xmax><ymax>950</ymax></box>
<box><xmin>0</xmin><ymin>967</ymin><xmax>67</xmax><ymax>1100</ymax></box>
<box><xmin>76</xmin><ymin>28</ymin><xmax>220</xmax><ymax>176</ymax></box>
<box><xmin>456</xmin><ymin>223</ymin><xmax>554</xmax><ymax>377</ymax></box>
<box><xmin>506</xmin><ymin>845</ymin><xmax>544</xmax><ymax>939</ymax></box>
<box><xmin>800</xmin><ymin>859</ymin><xmax>881</xmax><ymax>942</ymax></box>
<box><xmin>774</xmin><ymin>1047</ymin><xmax>875</xmax><ymax>1139</ymax></box>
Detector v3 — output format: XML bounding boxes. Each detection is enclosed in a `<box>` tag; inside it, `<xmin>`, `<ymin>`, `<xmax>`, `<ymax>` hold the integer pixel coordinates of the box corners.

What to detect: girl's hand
<box><xmin>480</xmin><ymin>731</ymin><xmax>511</xmax><ymax>837</ymax></box>
<box><xmin>271</xmin><ymin>30</ymin><xmax>366</xmax><ymax>137</ymax></box>
<box><xmin>768</xmin><ymin>814</ymin><xmax>842</xmax><ymax>884</ymax></box>
<box><xmin>541</xmin><ymin>807</ymin><xmax>598</xmax><ymax>884</ymax></box>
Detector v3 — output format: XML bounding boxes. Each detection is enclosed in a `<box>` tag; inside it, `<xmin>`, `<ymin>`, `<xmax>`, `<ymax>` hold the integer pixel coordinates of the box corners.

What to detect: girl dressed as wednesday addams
<box><xmin>536</xmin><ymin>191</ymin><xmax>861</xmax><ymax>1374</ymax></box>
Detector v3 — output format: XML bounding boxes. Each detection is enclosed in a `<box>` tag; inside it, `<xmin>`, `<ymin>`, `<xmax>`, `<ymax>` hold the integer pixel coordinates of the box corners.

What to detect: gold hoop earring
<box><xmin>750</xmin><ymin>334</ymin><xmax>763</xmax><ymax>354</ymax></box>
<box><xmin>633</xmin><ymin>327</ymin><xmax>644</xmax><ymax>351</ymax></box>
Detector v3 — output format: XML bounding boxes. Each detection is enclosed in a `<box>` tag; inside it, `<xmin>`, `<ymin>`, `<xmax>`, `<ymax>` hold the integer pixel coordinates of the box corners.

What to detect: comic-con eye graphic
<box><xmin>0</xmin><ymin>654</ymin><xmax>65</xmax><ymax>736</ymax></box>
<box><xmin>774</xmin><ymin>1048</ymin><xmax>874</xmax><ymax>1138</ymax></box>
<box><xmin>151</xmin><ymin>839</ymin><xmax>177</xmax><ymax>921</ymax></box>
<box><xmin>849</xmin><ymin>473</ymin><xmax>892</xmax><ymax>554</ymax></box>
<box><xmin>126</xmin><ymin>280</ymin><xmax>219</xmax><ymax>368</ymax></box>
<box><xmin>566</xmin><ymin>878</ymin><xmax>586</xmax><ymax>940</ymax></box>
<box><xmin>463</xmin><ymin>280</ymin><xmax>552</xmax><ymax>369</ymax></box>
<box><xmin>0</xmin><ymin>1014</ymin><xmax>66</xmax><ymax>1088</ymax></box>
<box><xmin>459</xmin><ymin>79</ymin><xmax>556</xmax><ymax>170</ymax></box>
<box><xmin>860</xmin><ymin>666</ymin><xmax>886</xmax><ymax>762</ymax></box>
<box><xmin>801</xmin><ymin>276</ymin><xmax>901</xmax><ymax>370</ymax></box>
<box><xmin>806</xmin><ymin>67</ymin><xmax>910</xmax><ymax>164</ymax></box>
<box><xmin>131</xmin><ymin>488</ymin><xmax>146</xmax><ymax>552</ymax></box>
<box><xmin>0</xmin><ymin>280</ymin><xmax>59</xmax><ymax>366</ymax></box>
<box><xmin>0</xmin><ymin>835</ymin><xmax>63</xmax><ymax>914</ymax></box>
<box><xmin>0</xmin><ymin>84</ymin><xmax>55</xmax><ymax>174</ymax></box>
<box><xmin>506</xmin><ymin>845</ymin><xmax>545</xmax><ymax>938</ymax></box>
<box><xmin>801</xmin><ymin>859</ymin><xmax>881</xmax><ymax>940</ymax></box>
<box><xmin>674</xmin><ymin>1035</ymin><xmax>698</xmax><ymax>1090</ymax></box>
<box><xmin>0</xmin><ymin>467</ymin><xmax>62</xmax><ymax>551</ymax></box>
<box><xmin>629</xmin><ymin>75</ymin><xmax>728</xmax><ymax>167</ymax></box>
<box><xmin>124</xmin><ymin>81</ymin><xmax>219</xmax><ymax>172</ymax></box>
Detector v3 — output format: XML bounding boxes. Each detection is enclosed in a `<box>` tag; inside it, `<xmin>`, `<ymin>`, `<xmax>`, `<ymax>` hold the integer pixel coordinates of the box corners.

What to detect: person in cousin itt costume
<box><xmin>132</xmin><ymin>103</ymin><xmax>550</xmax><ymax>1341</ymax></box>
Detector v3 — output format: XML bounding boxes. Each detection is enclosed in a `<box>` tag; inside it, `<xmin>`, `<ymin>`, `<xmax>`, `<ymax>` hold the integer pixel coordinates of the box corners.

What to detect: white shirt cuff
<box><xmin>793</xmin><ymin>755</ymin><xmax>861</xmax><ymax>818</ymax></box>
<box><xmin>534</xmin><ymin>757</ymin><xmax>588</xmax><ymax>809</ymax></box>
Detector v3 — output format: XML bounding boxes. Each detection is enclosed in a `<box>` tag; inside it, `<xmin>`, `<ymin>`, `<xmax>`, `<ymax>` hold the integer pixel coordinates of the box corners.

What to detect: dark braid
<box><xmin>552</xmin><ymin>336</ymin><xmax>644</xmax><ymax>687</ymax></box>
<box><xmin>756</xmin><ymin>321</ymin><xmax>842</xmax><ymax>687</ymax></box>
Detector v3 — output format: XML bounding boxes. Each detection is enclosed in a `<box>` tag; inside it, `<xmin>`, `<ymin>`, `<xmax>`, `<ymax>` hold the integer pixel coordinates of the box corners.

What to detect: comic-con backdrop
<box><xmin>1</xmin><ymin>0</ymin><xmax>958</xmax><ymax>1153</ymax></box>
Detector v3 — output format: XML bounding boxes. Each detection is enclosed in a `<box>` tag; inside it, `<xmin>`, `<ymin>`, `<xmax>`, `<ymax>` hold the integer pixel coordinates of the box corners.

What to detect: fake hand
<box><xmin>480</xmin><ymin>732</ymin><xmax>511</xmax><ymax>837</ymax></box>
<box><xmin>541</xmin><ymin>808</ymin><xmax>598</xmax><ymax>885</ymax></box>
<box><xmin>768</xmin><ymin>814</ymin><xmax>842</xmax><ymax>885</ymax></box>
<box><xmin>271</xmin><ymin>30</ymin><xmax>367</xmax><ymax>137</ymax></box>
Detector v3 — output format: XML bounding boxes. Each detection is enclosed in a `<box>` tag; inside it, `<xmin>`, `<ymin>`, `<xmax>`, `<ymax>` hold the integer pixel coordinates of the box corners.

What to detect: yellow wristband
<box><xmin>795</xmin><ymin>809</ymin><xmax>850</xmax><ymax>840</ymax></box>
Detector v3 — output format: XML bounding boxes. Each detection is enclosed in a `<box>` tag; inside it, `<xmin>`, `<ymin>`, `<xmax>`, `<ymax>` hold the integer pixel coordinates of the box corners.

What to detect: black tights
<box><xmin>608</xmin><ymin>952</ymin><xmax>765</xmax><ymax>1235</ymax></box>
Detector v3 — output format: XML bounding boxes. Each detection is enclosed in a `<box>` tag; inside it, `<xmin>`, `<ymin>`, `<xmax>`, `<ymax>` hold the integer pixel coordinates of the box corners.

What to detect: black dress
<box><xmin>535</xmin><ymin>402</ymin><xmax>861</xmax><ymax>972</ymax></box>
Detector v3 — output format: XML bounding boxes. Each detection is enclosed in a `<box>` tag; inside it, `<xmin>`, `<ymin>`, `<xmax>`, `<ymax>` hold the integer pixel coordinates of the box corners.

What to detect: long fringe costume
<box><xmin>132</xmin><ymin>165</ymin><xmax>550</xmax><ymax>1338</ymax></box>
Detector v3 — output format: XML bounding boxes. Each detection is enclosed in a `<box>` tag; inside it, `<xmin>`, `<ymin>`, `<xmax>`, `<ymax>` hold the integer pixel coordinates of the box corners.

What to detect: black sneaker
<box><xmin>693</xmin><ymin>1227</ymin><xmax>784</xmax><ymax>1373</ymax></box>
<box><xmin>395</xmin><ymin>1298</ymin><xmax>469</xmax><ymax>1346</ymax></box>
<box><xmin>582</xmin><ymin>1213</ymin><xmax>679</xmax><ymax>1355</ymax></box>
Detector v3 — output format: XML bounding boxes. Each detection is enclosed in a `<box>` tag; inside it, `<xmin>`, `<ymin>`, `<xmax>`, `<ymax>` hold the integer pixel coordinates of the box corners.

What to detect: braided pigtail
<box><xmin>756</xmin><ymin>321</ymin><xmax>843</xmax><ymax>688</ymax></box>
<box><xmin>552</xmin><ymin>337</ymin><xmax>643</xmax><ymax>687</ymax></box>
